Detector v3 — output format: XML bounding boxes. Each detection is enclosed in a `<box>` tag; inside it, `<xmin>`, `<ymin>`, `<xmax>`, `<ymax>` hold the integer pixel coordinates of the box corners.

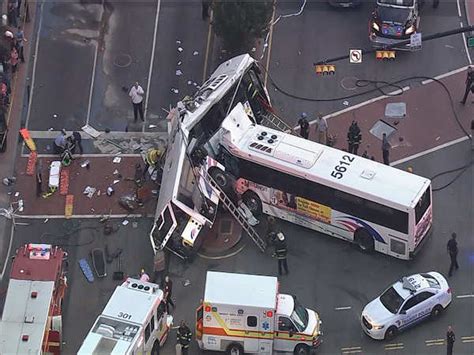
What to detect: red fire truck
<box><xmin>0</xmin><ymin>243</ymin><xmax>68</xmax><ymax>354</ymax></box>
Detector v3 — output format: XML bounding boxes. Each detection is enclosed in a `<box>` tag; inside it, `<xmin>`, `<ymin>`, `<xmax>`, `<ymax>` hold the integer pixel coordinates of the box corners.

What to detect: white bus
<box><xmin>203</xmin><ymin>103</ymin><xmax>432</xmax><ymax>260</ymax></box>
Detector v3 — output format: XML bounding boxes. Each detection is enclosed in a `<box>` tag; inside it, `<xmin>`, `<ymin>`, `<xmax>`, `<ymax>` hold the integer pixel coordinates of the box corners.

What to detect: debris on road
<box><xmin>177</xmin><ymin>47</ymin><xmax>183</xmax><ymax>52</ymax></box>
<box><xmin>107</xmin><ymin>187</ymin><xmax>114</xmax><ymax>196</ymax></box>
<box><xmin>83</xmin><ymin>186</ymin><xmax>96</xmax><ymax>198</ymax></box>
<box><xmin>176</xmin><ymin>69</ymin><xmax>183</xmax><ymax>76</ymax></box>
<box><xmin>112</xmin><ymin>157</ymin><xmax>121</xmax><ymax>164</ymax></box>
<box><xmin>3</xmin><ymin>177</ymin><xmax>16</xmax><ymax>186</ymax></box>
<box><xmin>80</xmin><ymin>160</ymin><xmax>90</xmax><ymax>168</ymax></box>
<box><xmin>193</xmin><ymin>51</ymin><xmax>199</xmax><ymax>56</ymax></box>
<box><xmin>122</xmin><ymin>219</ymin><xmax>129</xmax><ymax>226</ymax></box>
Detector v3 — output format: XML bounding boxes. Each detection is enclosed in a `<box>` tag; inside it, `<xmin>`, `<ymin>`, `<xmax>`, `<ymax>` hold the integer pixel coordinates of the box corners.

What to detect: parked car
<box><xmin>361</xmin><ymin>272</ymin><xmax>452</xmax><ymax>340</ymax></box>
<box><xmin>369</xmin><ymin>0</ymin><xmax>420</xmax><ymax>50</ymax></box>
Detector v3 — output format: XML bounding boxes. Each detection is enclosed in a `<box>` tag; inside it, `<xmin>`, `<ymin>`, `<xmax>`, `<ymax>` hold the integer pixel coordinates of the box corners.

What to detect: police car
<box><xmin>361</xmin><ymin>272</ymin><xmax>451</xmax><ymax>340</ymax></box>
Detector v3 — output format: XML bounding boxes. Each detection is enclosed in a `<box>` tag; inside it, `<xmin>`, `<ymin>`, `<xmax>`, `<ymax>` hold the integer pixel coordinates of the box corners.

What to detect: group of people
<box><xmin>297</xmin><ymin>112</ymin><xmax>328</xmax><ymax>145</ymax></box>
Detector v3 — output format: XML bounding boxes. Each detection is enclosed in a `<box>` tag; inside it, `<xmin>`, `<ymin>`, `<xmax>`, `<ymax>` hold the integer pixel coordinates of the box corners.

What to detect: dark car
<box><xmin>369</xmin><ymin>0</ymin><xmax>420</xmax><ymax>50</ymax></box>
<box><xmin>328</xmin><ymin>0</ymin><xmax>361</xmax><ymax>8</ymax></box>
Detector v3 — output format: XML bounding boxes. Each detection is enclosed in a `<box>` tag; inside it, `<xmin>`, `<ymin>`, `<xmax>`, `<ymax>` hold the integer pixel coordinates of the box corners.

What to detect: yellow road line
<box><xmin>461</xmin><ymin>336</ymin><xmax>474</xmax><ymax>340</ymax></box>
<box><xmin>462</xmin><ymin>338</ymin><xmax>474</xmax><ymax>343</ymax></box>
<box><xmin>341</xmin><ymin>346</ymin><xmax>362</xmax><ymax>351</ymax></box>
<box><xmin>263</xmin><ymin>3</ymin><xmax>276</xmax><ymax>87</ymax></box>
<box><xmin>342</xmin><ymin>351</ymin><xmax>362</xmax><ymax>354</ymax></box>
<box><xmin>385</xmin><ymin>343</ymin><xmax>403</xmax><ymax>347</ymax></box>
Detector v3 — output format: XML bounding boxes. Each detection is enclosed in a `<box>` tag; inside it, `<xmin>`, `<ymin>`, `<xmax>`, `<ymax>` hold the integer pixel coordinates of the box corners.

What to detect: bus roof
<box><xmin>78</xmin><ymin>278</ymin><xmax>164</xmax><ymax>355</ymax></box>
<box><xmin>204</xmin><ymin>271</ymin><xmax>278</xmax><ymax>309</ymax></box>
<box><xmin>221</xmin><ymin>104</ymin><xmax>430</xmax><ymax>210</ymax></box>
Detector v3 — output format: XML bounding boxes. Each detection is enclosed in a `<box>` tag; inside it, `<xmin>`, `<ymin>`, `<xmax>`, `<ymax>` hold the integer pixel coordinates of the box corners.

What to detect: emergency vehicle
<box><xmin>196</xmin><ymin>271</ymin><xmax>322</xmax><ymax>355</ymax></box>
<box><xmin>361</xmin><ymin>272</ymin><xmax>451</xmax><ymax>340</ymax></box>
<box><xmin>0</xmin><ymin>243</ymin><xmax>68</xmax><ymax>355</ymax></box>
<box><xmin>78</xmin><ymin>277</ymin><xmax>173</xmax><ymax>355</ymax></box>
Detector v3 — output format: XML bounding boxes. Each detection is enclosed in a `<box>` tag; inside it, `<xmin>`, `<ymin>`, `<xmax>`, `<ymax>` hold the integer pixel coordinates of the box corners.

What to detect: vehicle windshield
<box><xmin>378</xmin><ymin>0</ymin><xmax>413</xmax><ymax>6</ymax></box>
<box><xmin>290</xmin><ymin>297</ymin><xmax>309</xmax><ymax>332</ymax></box>
<box><xmin>380</xmin><ymin>286</ymin><xmax>404</xmax><ymax>314</ymax></box>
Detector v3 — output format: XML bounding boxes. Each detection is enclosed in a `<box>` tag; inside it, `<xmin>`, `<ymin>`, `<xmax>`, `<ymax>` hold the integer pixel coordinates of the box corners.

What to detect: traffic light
<box><xmin>375</xmin><ymin>50</ymin><xmax>396</xmax><ymax>60</ymax></box>
<box><xmin>315</xmin><ymin>64</ymin><xmax>336</xmax><ymax>75</ymax></box>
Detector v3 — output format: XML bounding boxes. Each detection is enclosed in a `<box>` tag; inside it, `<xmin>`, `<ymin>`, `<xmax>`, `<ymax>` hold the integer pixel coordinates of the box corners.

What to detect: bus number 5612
<box><xmin>331</xmin><ymin>155</ymin><xmax>355</xmax><ymax>179</ymax></box>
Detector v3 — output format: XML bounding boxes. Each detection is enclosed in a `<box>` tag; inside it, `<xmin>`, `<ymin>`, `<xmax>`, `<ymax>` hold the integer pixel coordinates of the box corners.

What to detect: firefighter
<box><xmin>347</xmin><ymin>121</ymin><xmax>362</xmax><ymax>155</ymax></box>
<box><xmin>176</xmin><ymin>320</ymin><xmax>192</xmax><ymax>355</ymax></box>
<box><xmin>273</xmin><ymin>232</ymin><xmax>289</xmax><ymax>276</ymax></box>
<box><xmin>143</xmin><ymin>147</ymin><xmax>164</xmax><ymax>180</ymax></box>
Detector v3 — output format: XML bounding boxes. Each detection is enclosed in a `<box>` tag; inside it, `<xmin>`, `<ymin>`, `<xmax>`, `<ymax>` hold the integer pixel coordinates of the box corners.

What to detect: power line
<box><xmin>314</xmin><ymin>25</ymin><xmax>474</xmax><ymax>65</ymax></box>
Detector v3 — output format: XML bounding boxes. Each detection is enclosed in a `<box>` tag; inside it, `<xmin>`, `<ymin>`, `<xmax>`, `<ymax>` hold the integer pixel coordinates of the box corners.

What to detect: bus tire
<box><xmin>209</xmin><ymin>167</ymin><xmax>230</xmax><ymax>190</ymax></box>
<box><xmin>354</xmin><ymin>229</ymin><xmax>374</xmax><ymax>253</ymax></box>
<box><xmin>242</xmin><ymin>191</ymin><xmax>262</xmax><ymax>216</ymax></box>
<box><xmin>294</xmin><ymin>344</ymin><xmax>310</xmax><ymax>355</ymax></box>
<box><xmin>226</xmin><ymin>343</ymin><xmax>244</xmax><ymax>355</ymax></box>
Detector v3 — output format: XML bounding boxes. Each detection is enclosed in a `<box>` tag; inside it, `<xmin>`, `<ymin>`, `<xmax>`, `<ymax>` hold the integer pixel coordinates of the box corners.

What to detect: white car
<box><xmin>361</xmin><ymin>272</ymin><xmax>451</xmax><ymax>340</ymax></box>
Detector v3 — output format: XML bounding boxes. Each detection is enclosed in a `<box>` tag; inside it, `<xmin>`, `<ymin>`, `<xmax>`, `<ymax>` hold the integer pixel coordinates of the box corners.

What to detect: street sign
<box><xmin>349</xmin><ymin>49</ymin><xmax>362</xmax><ymax>63</ymax></box>
<box><xmin>409</xmin><ymin>33</ymin><xmax>422</xmax><ymax>51</ymax></box>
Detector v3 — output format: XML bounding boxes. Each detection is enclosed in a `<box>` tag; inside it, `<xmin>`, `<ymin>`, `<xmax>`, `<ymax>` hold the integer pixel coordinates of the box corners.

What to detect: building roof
<box><xmin>0</xmin><ymin>280</ymin><xmax>55</xmax><ymax>354</ymax></box>
<box><xmin>221</xmin><ymin>106</ymin><xmax>430</xmax><ymax>209</ymax></box>
<box><xmin>204</xmin><ymin>272</ymin><xmax>278</xmax><ymax>309</ymax></box>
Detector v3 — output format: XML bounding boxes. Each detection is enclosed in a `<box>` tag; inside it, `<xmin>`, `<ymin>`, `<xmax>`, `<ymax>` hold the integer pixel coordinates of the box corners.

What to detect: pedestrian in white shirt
<box><xmin>314</xmin><ymin>113</ymin><xmax>328</xmax><ymax>145</ymax></box>
<box><xmin>129</xmin><ymin>82</ymin><xmax>145</xmax><ymax>122</ymax></box>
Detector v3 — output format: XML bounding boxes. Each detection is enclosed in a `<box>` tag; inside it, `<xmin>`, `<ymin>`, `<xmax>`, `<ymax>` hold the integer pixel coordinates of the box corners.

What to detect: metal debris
<box><xmin>177</xmin><ymin>47</ymin><xmax>183</xmax><ymax>52</ymax></box>
<box><xmin>193</xmin><ymin>51</ymin><xmax>199</xmax><ymax>56</ymax></box>
<box><xmin>113</xmin><ymin>157</ymin><xmax>121</xmax><ymax>163</ymax></box>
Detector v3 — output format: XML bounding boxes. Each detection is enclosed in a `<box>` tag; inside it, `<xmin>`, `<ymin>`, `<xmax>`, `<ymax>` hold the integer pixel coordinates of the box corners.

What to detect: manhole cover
<box><xmin>340</xmin><ymin>76</ymin><xmax>359</xmax><ymax>91</ymax></box>
<box><xmin>369</xmin><ymin>119</ymin><xmax>397</xmax><ymax>140</ymax></box>
<box><xmin>385</xmin><ymin>102</ymin><xmax>406</xmax><ymax>119</ymax></box>
<box><xmin>114</xmin><ymin>53</ymin><xmax>132</xmax><ymax>68</ymax></box>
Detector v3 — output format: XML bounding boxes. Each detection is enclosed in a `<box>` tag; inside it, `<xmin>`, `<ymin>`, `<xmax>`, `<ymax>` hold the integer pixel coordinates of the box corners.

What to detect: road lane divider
<box><xmin>385</xmin><ymin>343</ymin><xmax>404</xmax><ymax>350</ymax></box>
<box><xmin>456</xmin><ymin>294</ymin><xmax>474</xmax><ymax>299</ymax></box>
<box><xmin>425</xmin><ymin>338</ymin><xmax>445</xmax><ymax>346</ymax></box>
<box><xmin>341</xmin><ymin>346</ymin><xmax>362</xmax><ymax>354</ymax></box>
<box><xmin>334</xmin><ymin>306</ymin><xmax>352</xmax><ymax>311</ymax></box>
<box><xmin>461</xmin><ymin>336</ymin><xmax>474</xmax><ymax>343</ymax></box>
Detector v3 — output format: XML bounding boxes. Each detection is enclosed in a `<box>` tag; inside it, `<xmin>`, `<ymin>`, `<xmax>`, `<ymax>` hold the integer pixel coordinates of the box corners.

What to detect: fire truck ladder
<box><xmin>199</xmin><ymin>168</ymin><xmax>266</xmax><ymax>252</ymax></box>
<box><xmin>260</xmin><ymin>111</ymin><xmax>293</xmax><ymax>133</ymax></box>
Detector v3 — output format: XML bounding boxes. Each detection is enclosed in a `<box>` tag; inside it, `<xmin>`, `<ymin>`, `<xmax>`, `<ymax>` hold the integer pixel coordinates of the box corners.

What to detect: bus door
<box><xmin>150</xmin><ymin>203</ymin><xmax>177</xmax><ymax>252</ymax></box>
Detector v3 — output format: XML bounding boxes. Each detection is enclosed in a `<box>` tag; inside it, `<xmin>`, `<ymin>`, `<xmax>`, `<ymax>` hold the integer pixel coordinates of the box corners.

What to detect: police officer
<box><xmin>347</xmin><ymin>121</ymin><xmax>362</xmax><ymax>155</ymax></box>
<box><xmin>447</xmin><ymin>232</ymin><xmax>459</xmax><ymax>277</ymax></box>
<box><xmin>273</xmin><ymin>232</ymin><xmax>288</xmax><ymax>276</ymax></box>
<box><xmin>461</xmin><ymin>66</ymin><xmax>474</xmax><ymax>104</ymax></box>
<box><xmin>298</xmin><ymin>112</ymin><xmax>309</xmax><ymax>139</ymax></box>
<box><xmin>446</xmin><ymin>325</ymin><xmax>455</xmax><ymax>355</ymax></box>
<box><xmin>162</xmin><ymin>275</ymin><xmax>175</xmax><ymax>313</ymax></box>
<box><xmin>176</xmin><ymin>320</ymin><xmax>192</xmax><ymax>355</ymax></box>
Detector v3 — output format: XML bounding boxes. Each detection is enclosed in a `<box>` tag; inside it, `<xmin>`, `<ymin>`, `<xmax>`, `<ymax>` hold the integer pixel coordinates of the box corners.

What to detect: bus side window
<box><xmin>145</xmin><ymin>321</ymin><xmax>152</xmax><ymax>344</ymax></box>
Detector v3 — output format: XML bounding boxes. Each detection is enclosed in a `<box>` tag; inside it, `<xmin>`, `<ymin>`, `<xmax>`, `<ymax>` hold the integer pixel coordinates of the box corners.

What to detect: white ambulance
<box><xmin>196</xmin><ymin>271</ymin><xmax>322</xmax><ymax>355</ymax></box>
<box><xmin>78</xmin><ymin>278</ymin><xmax>173</xmax><ymax>354</ymax></box>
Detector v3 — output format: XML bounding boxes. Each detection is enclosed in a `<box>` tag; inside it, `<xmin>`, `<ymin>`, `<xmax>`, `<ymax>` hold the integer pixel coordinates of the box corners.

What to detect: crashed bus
<box><xmin>149</xmin><ymin>54</ymin><xmax>271</xmax><ymax>260</ymax></box>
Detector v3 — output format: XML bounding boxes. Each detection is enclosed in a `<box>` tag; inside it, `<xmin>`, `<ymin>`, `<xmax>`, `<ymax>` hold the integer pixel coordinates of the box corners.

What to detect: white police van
<box><xmin>361</xmin><ymin>272</ymin><xmax>451</xmax><ymax>340</ymax></box>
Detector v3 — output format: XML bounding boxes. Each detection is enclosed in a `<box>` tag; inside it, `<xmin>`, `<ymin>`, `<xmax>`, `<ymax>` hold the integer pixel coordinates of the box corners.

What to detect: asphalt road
<box><xmin>26</xmin><ymin>0</ymin><xmax>210</xmax><ymax>135</ymax></box>
<box><xmin>266</xmin><ymin>0</ymin><xmax>471</xmax><ymax>124</ymax></box>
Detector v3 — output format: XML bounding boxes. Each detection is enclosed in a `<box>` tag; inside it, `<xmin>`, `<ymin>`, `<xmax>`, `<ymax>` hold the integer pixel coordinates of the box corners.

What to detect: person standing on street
<box><xmin>298</xmin><ymin>112</ymin><xmax>309</xmax><ymax>139</ymax></box>
<box><xmin>447</xmin><ymin>233</ymin><xmax>459</xmax><ymax>277</ymax></box>
<box><xmin>35</xmin><ymin>163</ymin><xmax>42</xmax><ymax>197</ymax></box>
<box><xmin>273</xmin><ymin>232</ymin><xmax>288</xmax><ymax>276</ymax></box>
<box><xmin>53</xmin><ymin>130</ymin><xmax>67</xmax><ymax>154</ymax></box>
<box><xmin>446</xmin><ymin>326</ymin><xmax>455</xmax><ymax>355</ymax></box>
<box><xmin>129</xmin><ymin>82</ymin><xmax>145</xmax><ymax>122</ymax></box>
<box><xmin>176</xmin><ymin>321</ymin><xmax>192</xmax><ymax>355</ymax></box>
<box><xmin>382</xmin><ymin>133</ymin><xmax>391</xmax><ymax>165</ymax></box>
<box><xmin>162</xmin><ymin>275</ymin><xmax>175</xmax><ymax>313</ymax></box>
<box><xmin>347</xmin><ymin>121</ymin><xmax>362</xmax><ymax>155</ymax></box>
<box><xmin>15</xmin><ymin>27</ymin><xmax>26</xmax><ymax>63</ymax></box>
<box><xmin>461</xmin><ymin>66</ymin><xmax>474</xmax><ymax>104</ymax></box>
<box><xmin>314</xmin><ymin>113</ymin><xmax>328</xmax><ymax>145</ymax></box>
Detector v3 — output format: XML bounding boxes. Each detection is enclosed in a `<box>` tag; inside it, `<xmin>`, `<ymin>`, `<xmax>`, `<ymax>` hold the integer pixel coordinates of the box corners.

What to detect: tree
<box><xmin>212</xmin><ymin>0</ymin><xmax>274</xmax><ymax>53</ymax></box>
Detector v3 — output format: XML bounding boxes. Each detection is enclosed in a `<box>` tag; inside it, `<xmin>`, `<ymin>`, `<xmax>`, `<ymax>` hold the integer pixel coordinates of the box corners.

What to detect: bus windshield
<box><xmin>290</xmin><ymin>297</ymin><xmax>309</xmax><ymax>332</ymax></box>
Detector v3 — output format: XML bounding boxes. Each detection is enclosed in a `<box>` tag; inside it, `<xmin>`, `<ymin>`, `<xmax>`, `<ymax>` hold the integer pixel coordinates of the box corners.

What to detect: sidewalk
<box><xmin>303</xmin><ymin>70</ymin><xmax>473</xmax><ymax>166</ymax></box>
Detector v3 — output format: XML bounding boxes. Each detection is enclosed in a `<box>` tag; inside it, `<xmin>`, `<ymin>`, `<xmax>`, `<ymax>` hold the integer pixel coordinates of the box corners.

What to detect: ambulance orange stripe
<box><xmin>202</xmin><ymin>326</ymin><xmax>314</xmax><ymax>342</ymax></box>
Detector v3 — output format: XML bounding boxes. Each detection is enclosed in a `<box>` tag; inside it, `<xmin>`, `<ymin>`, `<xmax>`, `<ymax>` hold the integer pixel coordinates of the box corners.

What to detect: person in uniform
<box><xmin>176</xmin><ymin>321</ymin><xmax>192</xmax><ymax>355</ymax></box>
<box><xmin>273</xmin><ymin>232</ymin><xmax>288</xmax><ymax>276</ymax></box>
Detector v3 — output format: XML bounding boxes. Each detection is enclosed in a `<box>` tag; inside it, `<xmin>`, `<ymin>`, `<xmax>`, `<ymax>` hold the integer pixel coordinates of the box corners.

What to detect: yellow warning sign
<box><xmin>296</xmin><ymin>197</ymin><xmax>331</xmax><ymax>223</ymax></box>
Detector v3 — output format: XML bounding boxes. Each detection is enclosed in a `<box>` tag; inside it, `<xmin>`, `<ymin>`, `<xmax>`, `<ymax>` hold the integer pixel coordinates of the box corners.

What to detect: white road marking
<box><xmin>456</xmin><ymin>0</ymin><xmax>462</xmax><ymax>17</ymax></box>
<box><xmin>421</xmin><ymin>65</ymin><xmax>470</xmax><ymax>85</ymax></box>
<box><xmin>0</xmin><ymin>223</ymin><xmax>15</xmax><ymax>280</ymax></box>
<box><xmin>456</xmin><ymin>294</ymin><xmax>474</xmax><ymax>298</ymax></box>
<box><xmin>461</xmin><ymin>336</ymin><xmax>474</xmax><ymax>342</ymax></box>
<box><xmin>302</xmin><ymin>86</ymin><xmax>410</xmax><ymax>128</ymax></box>
<box><xmin>460</xmin><ymin>21</ymin><xmax>473</xmax><ymax>65</ymax></box>
<box><xmin>391</xmin><ymin>136</ymin><xmax>471</xmax><ymax>166</ymax></box>
<box><xmin>13</xmin><ymin>214</ymin><xmax>144</xmax><ymax>219</ymax></box>
<box><xmin>86</xmin><ymin>0</ymin><xmax>104</xmax><ymax>126</ymax></box>
<box><xmin>341</xmin><ymin>346</ymin><xmax>362</xmax><ymax>354</ymax></box>
<box><xmin>27</xmin><ymin>130</ymin><xmax>167</xmax><ymax>139</ymax></box>
<box><xmin>334</xmin><ymin>306</ymin><xmax>352</xmax><ymax>311</ymax></box>
<box><xmin>143</xmin><ymin>0</ymin><xmax>162</xmax><ymax>133</ymax></box>
<box><xmin>25</xmin><ymin>1</ymin><xmax>45</xmax><ymax>129</ymax></box>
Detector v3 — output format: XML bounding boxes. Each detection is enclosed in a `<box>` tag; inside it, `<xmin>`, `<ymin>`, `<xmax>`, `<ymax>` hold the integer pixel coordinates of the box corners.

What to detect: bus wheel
<box><xmin>294</xmin><ymin>344</ymin><xmax>310</xmax><ymax>355</ymax></box>
<box><xmin>243</xmin><ymin>191</ymin><xmax>262</xmax><ymax>216</ymax></box>
<box><xmin>355</xmin><ymin>229</ymin><xmax>374</xmax><ymax>252</ymax></box>
<box><xmin>226</xmin><ymin>343</ymin><xmax>244</xmax><ymax>355</ymax></box>
<box><xmin>209</xmin><ymin>167</ymin><xmax>230</xmax><ymax>190</ymax></box>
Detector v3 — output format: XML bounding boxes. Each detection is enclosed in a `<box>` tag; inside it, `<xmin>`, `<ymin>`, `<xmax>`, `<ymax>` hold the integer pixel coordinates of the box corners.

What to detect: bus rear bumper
<box><xmin>409</xmin><ymin>225</ymin><xmax>433</xmax><ymax>259</ymax></box>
